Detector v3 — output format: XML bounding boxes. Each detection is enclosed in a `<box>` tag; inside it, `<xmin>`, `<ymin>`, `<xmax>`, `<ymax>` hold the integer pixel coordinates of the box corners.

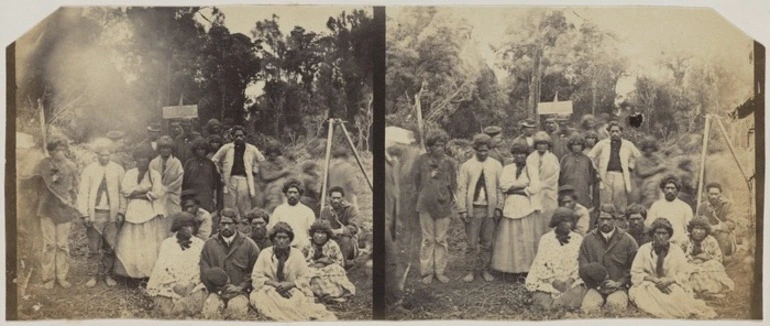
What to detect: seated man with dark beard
<box><xmin>244</xmin><ymin>208</ymin><xmax>272</xmax><ymax>249</ymax></box>
<box><xmin>249</xmin><ymin>222</ymin><xmax>337</xmax><ymax>321</ymax></box>
<box><xmin>624</xmin><ymin>204</ymin><xmax>651</xmax><ymax>246</ymax></box>
<box><xmin>318</xmin><ymin>186</ymin><xmax>361</xmax><ymax>269</ymax></box>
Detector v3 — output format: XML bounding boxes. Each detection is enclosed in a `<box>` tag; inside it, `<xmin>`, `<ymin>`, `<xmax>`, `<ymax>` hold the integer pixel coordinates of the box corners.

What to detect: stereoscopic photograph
<box><xmin>384</xmin><ymin>6</ymin><xmax>762</xmax><ymax>320</ymax></box>
<box><xmin>9</xmin><ymin>5</ymin><xmax>375</xmax><ymax>321</ymax></box>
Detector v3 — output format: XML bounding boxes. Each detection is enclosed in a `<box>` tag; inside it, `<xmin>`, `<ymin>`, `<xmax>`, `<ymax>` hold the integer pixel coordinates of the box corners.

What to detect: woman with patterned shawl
<box><xmin>147</xmin><ymin>212</ymin><xmax>207</xmax><ymax>316</ymax></box>
<box><xmin>680</xmin><ymin>217</ymin><xmax>734</xmax><ymax>298</ymax></box>
<box><xmin>303</xmin><ymin>219</ymin><xmax>356</xmax><ymax>303</ymax></box>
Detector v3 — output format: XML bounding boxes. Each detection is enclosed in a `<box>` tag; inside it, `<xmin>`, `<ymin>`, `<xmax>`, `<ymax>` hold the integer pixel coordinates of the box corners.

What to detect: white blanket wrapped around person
<box><xmin>249</xmin><ymin>222</ymin><xmax>337</xmax><ymax>321</ymax></box>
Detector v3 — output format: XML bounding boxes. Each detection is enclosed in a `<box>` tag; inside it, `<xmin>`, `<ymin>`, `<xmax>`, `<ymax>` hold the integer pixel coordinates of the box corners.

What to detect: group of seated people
<box><xmin>524</xmin><ymin>182</ymin><xmax>734</xmax><ymax>318</ymax></box>
<box><xmin>146</xmin><ymin>194</ymin><xmax>358</xmax><ymax>321</ymax></box>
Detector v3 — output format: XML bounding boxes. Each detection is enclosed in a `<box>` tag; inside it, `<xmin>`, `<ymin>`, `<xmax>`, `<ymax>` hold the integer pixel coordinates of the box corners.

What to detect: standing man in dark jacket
<box><xmin>199</xmin><ymin>214</ymin><xmax>260</xmax><ymax>319</ymax></box>
<box><xmin>578</xmin><ymin>204</ymin><xmax>639</xmax><ymax>313</ymax></box>
<box><xmin>413</xmin><ymin>129</ymin><xmax>457</xmax><ymax>285</ymax></box>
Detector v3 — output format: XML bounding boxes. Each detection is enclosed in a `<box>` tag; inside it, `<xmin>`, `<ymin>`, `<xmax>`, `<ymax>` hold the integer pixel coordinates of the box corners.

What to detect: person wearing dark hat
<box><xmin>319</xmin><ymin>185</ymin><xmax>361</xmax><ymax>269</ymax></box>
<box><xmin>513</xmin><ymin>118</ymin><xmax>537</xmax><ymax>151</ymax></box>
<box><xmin>578</xmin><ymin>201</ymin><xmax>638</xmax><ymax>313</ymax></box>
<box><xmin>527</xmin><ymin>131</ymin><xmax>560</xmax><ymax>236</ymax></box>
<box><xmin>525</xmin><ymin>207</ymin><xmax>587</xmax><ymax>310</ymax></box>
<box><xmin>304</xmin><ymin>219</ymin><xmax>356</xmax><ymax>303</ymax></box>
<box><xmin>147</xmin><ymin>212</ymin><xmax>208</xmax><ymax>316</ymax></box>
<box><xmin>210</xmin><ymin>125</ymin><xmax>266</xmax><ymax>218</ymax></box>
<box><xmin>78</xmin><ymin>138</ymin><xmax>126</xmax><ymax>288</ymax></box>
<box><xmin>545</xmin><ymin>118</ymin><xmax>568</xmax><ymax>160</ymax></box>
<box><xmin>647</xmin><ymin>175</ymin><xmax>694</xmax><ymax>246</ymax></box>
<box><xmin>559</xmin><ymin>134</ymin><xmax>597</xmax><ymax>210</ymax></box>
<box><xmin>250</xmin><ymin>222</ymin><xmax>338</xmax><ymax>321</ymax></box>
<box><xmin>151</xmin><ymin>135</ymin><xmax>185</xmax><ymax>219</ymax></box>
<box><xmin>629</xmin><ymin>218</ymin><xmax>717</xmax><ymax>318</ymax></box>
<box><xmin>680</xmin><ymin>217</ymin><xmax>734</xmax><ymax>297</ymax></box>
<box><xmin>137</xmin><ymin>121</ymin><xmax>163</xmax><ymax>158</ymax></box>
<box><xmin>557</xmin><ymin>185</ymin><xmax>590</xmax><ymax>236</ymax></box>
<box><xmin>244</xmin><ymin>208</ymin><xmax>272</xmax><ymax>250</ymax></box>
<box><xmin>586</xmin><ymin>121</ymin><xmax>642</xmax><ymax>211</ymax></box>
<box><xmin>623</xmin><ymin>204</ymin><xmax>651</xmax><ymax>246</ymax></box>
<box><xmin>172</xmin><ymin>120</ymin><xmax>196</xmax><ymax>167</ymax></box>
<box><xmin>483</xmin><ymin>126</ymin><xmax>508</xmax><ymax>164</ymax></box>
<box><xmin>182</xmin><ymin>137</ymin><xmax>221</xmax><ymax>214</ymax></box>
<box><xmin>199</xmin><ymin>211</ymin><xmax>260</xmax><ymax>319</ymax></box>
<box><xmin>181</xmin><ymin>191</ymin><xmax>213</xmax><ymax>239</ymax></box>
<box><xmin>457</xmin><ymin>133</ymin><xmax>504</xmax><ymax>283</ymax></box>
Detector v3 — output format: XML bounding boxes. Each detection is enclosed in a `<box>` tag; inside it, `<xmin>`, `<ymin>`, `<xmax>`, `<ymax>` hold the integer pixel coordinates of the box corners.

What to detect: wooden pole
<box><xmin>339</xmin><ymin>121</ymin><xmax>374</xmax><ymax>191</ymax></box>
<box><xmin>38</xmin><ymin>99</ymin><xmax>48</xmax><ymax>157</ymax></box>
<box><xmin>695</xmin><ymin>115</ymin><xmax>710</xmax><ymax>216</ymax></box>
<box><xmin>415</xmin><ymin>84</ymin><xmax>426</xmax><ymax>152</ymax></box>
<box><xmin>714</xmin><ymin>117</ymin><xmax>750</xmax><ymax>184</ymax></box>
<box><xmin>320</xmin><ymin>120</ymin><xmax>335</xmax><ymax>212</ymax></box>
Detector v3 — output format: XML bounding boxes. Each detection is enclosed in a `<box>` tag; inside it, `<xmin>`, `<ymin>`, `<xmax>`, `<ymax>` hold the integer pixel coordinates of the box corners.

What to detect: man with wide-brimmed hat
<box><xmin>545</xmin><ymin>117</ymin><xmax>568</xmax><ymax>160</ymax></box>
<box><xmin>137</xmin><ymin>121</ymin><xmax>162</xmax><ymax>157</ymax></box>
<box><xmin>513</xmin><ymin>119</ymin><xmax>537</xmax><ymax>152</ymax></box>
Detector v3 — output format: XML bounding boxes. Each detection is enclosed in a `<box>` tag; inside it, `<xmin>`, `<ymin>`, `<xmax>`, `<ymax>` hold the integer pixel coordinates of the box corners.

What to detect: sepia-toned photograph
<box><xmin>384</xmin><ymin>6</ymin><xmax>761</xmax><ymax>320</ymax></box>
<box><xmin>9</xmin><ymin>5</ymin><xmax>375</xmax><ymax>321</ymax></box>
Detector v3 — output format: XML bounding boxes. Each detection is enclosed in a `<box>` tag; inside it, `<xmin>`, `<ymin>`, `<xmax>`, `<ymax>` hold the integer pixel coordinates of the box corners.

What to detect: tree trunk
<box><xmin>528</xmin><ymin>45</ymin><xmax>542</xmax><ymax>120</ymax></box>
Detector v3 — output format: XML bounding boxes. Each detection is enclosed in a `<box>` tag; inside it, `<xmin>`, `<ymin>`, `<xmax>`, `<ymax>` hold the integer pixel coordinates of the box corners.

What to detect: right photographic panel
<box><xmin>383</xmin><ymin>6</ymin><xmax>762</xmax><ymax>320</ymax></box>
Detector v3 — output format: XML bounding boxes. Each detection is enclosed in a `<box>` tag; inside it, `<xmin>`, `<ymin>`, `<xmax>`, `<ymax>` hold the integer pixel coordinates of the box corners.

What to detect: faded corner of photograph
<box><xmin>384</xmin><ymin>5</ymin><xmax>760</xmax><ymax>321</ymax></box>
<box><xmin>10</xmin><ymin>5</ymin><xmax>374</xmax><ymax>321</ymax></box>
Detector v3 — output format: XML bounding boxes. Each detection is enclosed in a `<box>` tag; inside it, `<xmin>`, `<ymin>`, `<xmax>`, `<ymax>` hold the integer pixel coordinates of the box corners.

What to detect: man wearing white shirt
<box><xmin>646</xmin><ymin>175</ymin><xmax>693</xmax><ymax>246</ymax></box>
<box><xmin>77</xmin><ymin>140</ymin><xmax>126</xmax><ymax>288</ymax></box>
<box><xmin>269</xmin><ymin>179</ymin><xmax>316</xmax><ymax>249</ymax></box>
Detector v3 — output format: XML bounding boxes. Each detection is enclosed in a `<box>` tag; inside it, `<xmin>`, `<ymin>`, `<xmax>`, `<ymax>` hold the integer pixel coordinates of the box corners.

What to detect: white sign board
<box><xmin>162</xmin><ymin>105</ymin><xmax>198</xmax><ymax>119</ymax></box>
<box><xmin>538</xmin><ymin>101</ymin><xmax>573</xmax><ymax>115</ymax></box>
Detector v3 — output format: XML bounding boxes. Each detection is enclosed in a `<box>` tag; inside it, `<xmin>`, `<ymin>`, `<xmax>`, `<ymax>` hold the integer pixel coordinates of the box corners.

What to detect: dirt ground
<box><xmin>388</xmin><ymin>214</ymin><xmax>755</xmax><ymax>321</ymax></box>
<box><xmin>12</xmin><ymin>153</ymin><xmax>374</xmax><ymax>321</ymax></box>
<box><xmin>388</xmin><ymin>149</ymin><xmax>757</xmax><ymax>321</ymax></box>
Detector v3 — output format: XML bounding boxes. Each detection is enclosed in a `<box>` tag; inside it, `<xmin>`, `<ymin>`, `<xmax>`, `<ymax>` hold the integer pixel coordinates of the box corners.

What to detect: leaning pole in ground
<box><xmin>339</xmin><ymin>121</ymin><xmax>373</xmax><ymax>192</ymax></box>
<box><xmin>320</xmin><ymin>119</ymin><xmax>335</xmax><ymax>212</ymax></box>
<box><xmin>695</xmin><ymin>115</ymin><xmax>710</xmax><ymax>216</ymax></box>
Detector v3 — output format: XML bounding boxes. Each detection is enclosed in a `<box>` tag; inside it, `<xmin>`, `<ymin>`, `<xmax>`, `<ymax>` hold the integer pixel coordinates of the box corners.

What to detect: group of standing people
<box><xmin>26</xmin><ymin>117</ymin><xmax>365</xmax><ymax>321</ymax></box>
<box><xmin>400</xmin><ymin>114</ymin><xmax>737</xmax><ymax>318</ymax></box>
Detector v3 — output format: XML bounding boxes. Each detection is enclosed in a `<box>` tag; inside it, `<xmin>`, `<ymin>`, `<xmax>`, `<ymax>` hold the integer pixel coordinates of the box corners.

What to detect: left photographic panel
<box><xmin>8</xmin><ymin>5</ymin><xmax>375</xmax><ymax>321</ymax></box>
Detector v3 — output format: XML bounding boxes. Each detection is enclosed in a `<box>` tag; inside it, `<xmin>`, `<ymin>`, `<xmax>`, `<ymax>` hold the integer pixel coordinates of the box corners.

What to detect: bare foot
<box><xmin>85</xmin><ymin>277</ymin><xmax>98</xmax><ymax>288</ymax></box>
